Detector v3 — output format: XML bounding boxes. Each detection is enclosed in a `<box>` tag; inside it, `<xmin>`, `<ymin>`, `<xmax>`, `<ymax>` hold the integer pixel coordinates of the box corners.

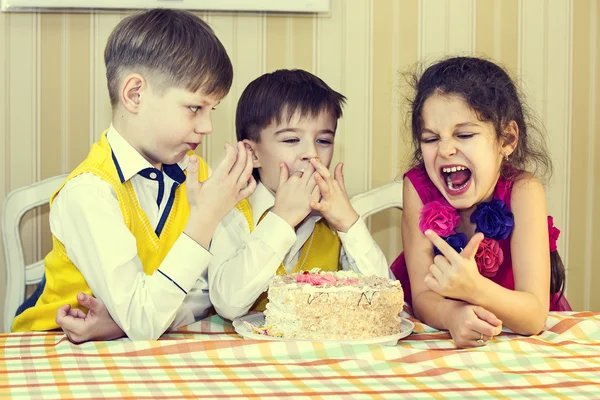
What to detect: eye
<box><xmin>457</xmin><ymin>133</ymin><xmax>475</xmax><ymax>139</ymax></box>
<box><xmin>282</xmin><ymin>138</ymin><xmax>299</xmax><ymax>144</ymax></box>
<box><xmin>317</xmin><ymin>138</ymin><xmax>333</xmax><ymax>145</ymax></box>
<box><xmin>189</xmin><ymin>106</ymin><xmax>201</xmax><ymax>113</ymax></box>
<box><xmin>421</xmin><ymin>136</ymin><xmax>438</xmax><ymax>144</ymax></box>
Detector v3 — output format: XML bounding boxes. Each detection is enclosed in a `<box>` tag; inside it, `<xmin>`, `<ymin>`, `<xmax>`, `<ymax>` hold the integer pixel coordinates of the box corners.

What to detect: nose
<box><xmin>194</xmin><ymin>115</ymin><xmax>213</xmax><ymax>135</ymax></box>
<box><xmin>300</xmin><ymin>141</ymin><xmax>318</xmax><ymax>162</ymax></box>
<box><xmin>438</xmin><ymin>138</ymin><xmax>457</xmax><ymax>158</ymax></box>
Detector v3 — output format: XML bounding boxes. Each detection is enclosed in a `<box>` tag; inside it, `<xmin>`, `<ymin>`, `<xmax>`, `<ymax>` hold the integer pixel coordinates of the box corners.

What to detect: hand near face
<box><xmin>271</xmin><ymin>163</ymin><xmax>320</xmax><ymax>228</ymax></box>
<box><xmin>186</xmin><ymin>142</ymin><xmax>256</xmax><ymax>220</ymax></box>
<box><xmin>309</xmin><ymin>159</ymin><xmax>359</xmax><ymax>232</ymax></box>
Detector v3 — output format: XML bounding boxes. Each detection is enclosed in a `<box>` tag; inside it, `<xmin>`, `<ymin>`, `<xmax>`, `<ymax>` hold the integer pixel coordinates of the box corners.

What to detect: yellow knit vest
<box><xmin>12</xmin><ymin>133</ymin><xmax>209</xmax><ymax>332</ymax></box>
<box><xmin>234</xmin><ymin>199</ymin><xmax>341</xmax><ymax>311</ymax></box>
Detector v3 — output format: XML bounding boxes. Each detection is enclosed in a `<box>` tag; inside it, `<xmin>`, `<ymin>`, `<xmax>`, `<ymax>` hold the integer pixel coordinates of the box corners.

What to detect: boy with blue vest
<box><xmin>11</xmin><ymin>9</ymin><xmax>256</xmax><ymax>340</ymax></box>
<box><xmin>208</xmin><ymin>69</ymin><xmax>390</xmax><ymax>320</ymax></box>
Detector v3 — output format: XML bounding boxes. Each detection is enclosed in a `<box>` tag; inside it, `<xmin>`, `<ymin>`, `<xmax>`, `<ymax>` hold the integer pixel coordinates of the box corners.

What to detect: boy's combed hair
<box><xmin>408</xmin><ymin>56</ymin><xmax>553</xmax><ymax>184</ymax></box>
<box><xmin>236</xmin><ymin>69</ymin><xmax>346</xmax><ymax>144</ymax></box>
<box><xmin>105</xmin><ymin>9</ymin><xmax>233</xmax><ymax>107</ymax></box>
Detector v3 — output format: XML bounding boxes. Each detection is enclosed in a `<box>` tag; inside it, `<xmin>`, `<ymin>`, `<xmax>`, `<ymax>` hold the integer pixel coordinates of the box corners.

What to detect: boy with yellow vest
<box><xmin>208</xmin><ymin>69</ymin><xmax>390</xmax><ymax>320</ymax></box>
<box><xmin>11</xmin><ymin>9</ymin><xmax>256</xmax><ymax>341</ymax></box>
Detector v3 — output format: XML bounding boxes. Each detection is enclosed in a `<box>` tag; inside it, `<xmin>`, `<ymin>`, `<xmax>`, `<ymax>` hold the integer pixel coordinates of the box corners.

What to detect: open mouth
<box><xmin>440</xmin><ymin>165</ymin><xmax>472</xmax><ymax>192</ymax></box>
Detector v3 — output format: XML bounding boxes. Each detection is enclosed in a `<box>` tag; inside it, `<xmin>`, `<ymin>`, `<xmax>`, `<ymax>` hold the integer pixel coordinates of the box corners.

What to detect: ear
<box><xmin>120</xmin><ymin>73</ymin><xmax>146</xmax><ymax>114</ymax></box>
<box><xmin>501</xmin><ymin>120</ymin><xmax>519</xmax><ymax>157</ymax></box>
<box><xmin>242</xmin><ymin>139</ymin><xmax>261</xmax><ymax>168</ymax></box>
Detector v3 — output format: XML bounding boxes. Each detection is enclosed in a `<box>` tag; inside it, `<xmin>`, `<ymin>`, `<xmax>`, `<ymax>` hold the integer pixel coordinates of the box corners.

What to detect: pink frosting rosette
<box><xmin>296</xmin><ymin>272</ymin><xmax>359</xmax><ymax>286</ymax></box>
<box><xmin>475</xmin><ymin>238</ymin><xmax>504</xmax><ymax>278</ymax></box>
<box><xmin>419</xmin><ymin>200</ymin><xmax>461</xmax><ymax>237</ymax></box>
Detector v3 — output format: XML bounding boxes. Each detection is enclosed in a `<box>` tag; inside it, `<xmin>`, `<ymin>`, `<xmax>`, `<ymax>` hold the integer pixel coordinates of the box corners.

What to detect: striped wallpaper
<box><xmin>0</xmin><ymin>0</ymin><xmax>599</xmax><ymax>329</ymax></box>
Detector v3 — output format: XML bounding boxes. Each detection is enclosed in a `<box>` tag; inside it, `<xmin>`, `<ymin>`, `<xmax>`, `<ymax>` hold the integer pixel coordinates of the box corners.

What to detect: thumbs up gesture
<box><xmin>423</xmin><ymin>229</ymin><xmax>485</xmax><ymax>301</ymax></box>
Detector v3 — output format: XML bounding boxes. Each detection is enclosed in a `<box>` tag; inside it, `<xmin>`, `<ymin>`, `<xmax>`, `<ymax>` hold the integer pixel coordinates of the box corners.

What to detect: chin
<box><xmin>437</xmin><ymin>187</ymin><xmax>476</xmax><ymax>211</ymax></box>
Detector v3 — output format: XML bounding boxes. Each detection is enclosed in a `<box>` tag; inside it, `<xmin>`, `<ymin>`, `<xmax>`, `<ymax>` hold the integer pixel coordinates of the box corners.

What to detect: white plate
<box><xmin>232</xmin><ymin>313</ymin><xmax>415</xmax><ymax>346</ymax></box>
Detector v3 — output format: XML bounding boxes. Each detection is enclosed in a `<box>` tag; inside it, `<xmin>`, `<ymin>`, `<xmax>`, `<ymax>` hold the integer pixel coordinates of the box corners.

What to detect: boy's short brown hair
<box><xmin>105</xmin><ymin>9</ymin><xmax>233</xmax><ymax>107</ymax></box>
<box><xmin>236</xmin><ymin>69</ymin><xmax>346</xmax><ymax>143</ymax></box>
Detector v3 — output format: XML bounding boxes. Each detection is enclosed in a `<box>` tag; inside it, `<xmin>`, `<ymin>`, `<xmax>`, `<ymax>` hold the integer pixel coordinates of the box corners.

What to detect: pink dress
<box><xmin>391</xmin><ymin>167</ymin><xmax>571</xmax><ymax>312</ymax></box>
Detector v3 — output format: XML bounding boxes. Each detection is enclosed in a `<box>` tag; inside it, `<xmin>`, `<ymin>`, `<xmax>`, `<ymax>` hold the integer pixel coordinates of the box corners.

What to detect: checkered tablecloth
<box><xmin>1</xmin><ymin>311</ymin><xmax>599</xmax><ymax>399</ymax></box>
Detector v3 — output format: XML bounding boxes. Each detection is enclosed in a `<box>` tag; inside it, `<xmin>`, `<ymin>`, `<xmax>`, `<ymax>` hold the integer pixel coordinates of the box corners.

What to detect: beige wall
<box><xmin>1</xmin><ymin>0</ymin><xmax>599</xmax><ymax>330</ymax></box>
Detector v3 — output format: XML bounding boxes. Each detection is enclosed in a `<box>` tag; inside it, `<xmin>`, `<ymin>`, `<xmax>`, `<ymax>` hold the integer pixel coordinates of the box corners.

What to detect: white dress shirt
<box><xmin>208</xmin><ymin>182</ymin><xmax>390</xmax><ymax>320</ymax></box>
<box><xmin>50</xmin><ymin>125</ymin><xmax>212</xmax><ymax>340</ymax></box>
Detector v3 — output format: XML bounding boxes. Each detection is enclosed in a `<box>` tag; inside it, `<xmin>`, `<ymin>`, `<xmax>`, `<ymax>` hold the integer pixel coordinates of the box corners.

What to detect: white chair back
<box><xmin>2</xmin><ymin>174</ymin><xmax>68</xmax><ymax>332</ymax></box>
<box><xmin>350</xmin><ymin>180</ymin><xmax>403</xmax><ymax>220</ymax></box>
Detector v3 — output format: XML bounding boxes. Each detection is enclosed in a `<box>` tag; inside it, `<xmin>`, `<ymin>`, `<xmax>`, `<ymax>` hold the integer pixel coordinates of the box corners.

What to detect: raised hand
<box><xmin>187</xmin><ymin>142</ymin><xmax>256</xmax><ymax>218</ymax></box>
<box><xmin>423</xmin><ymin>229</ymin><xmax>485</xmax><ymax>301</ymax></box>
<box><xmin>184</xmin><ymin>142</ymin><xmax>256</xmax><ymax>247</ymax></box>
<box><xmin>446</xmin><ymin>302</ymin><xmax>503</xmax><ymax>348</ymax></box>
<box><xmin>309</xmin><ymin>159</ymin><xmax>359</xmax><ymax>232</ymax></box>
<box><xmin>55</xmin><ymin>293</ymin><xmax>124</xmax><ymax>344</ymax></box>
<box><xmin>271</xmin><ymin>162</ymin><xmax>320</xmax><ymax>228</ymax></box>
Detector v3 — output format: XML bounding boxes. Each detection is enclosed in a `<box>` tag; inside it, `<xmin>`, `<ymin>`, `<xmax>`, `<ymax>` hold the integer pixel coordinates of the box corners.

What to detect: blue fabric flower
<box><xmin>470</xmin><ymin>198</ymin><xmax>514</xmax><ymax>240</ymax></box>
<box><xmin>434</xmin><ymin>232</ymin><xmax>468</xmax><ymax>255</ymax></box>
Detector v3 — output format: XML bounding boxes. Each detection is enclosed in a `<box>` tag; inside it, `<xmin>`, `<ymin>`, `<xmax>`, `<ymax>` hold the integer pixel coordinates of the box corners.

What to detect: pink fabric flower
<box><xmin>475</xmin><ymin>238</ymin><xmax>504</xmax><ymax>278</ymax></box>
<box><xmin>548</xmin><ymin>216</ymin><xmax>560</xmax><ymax>252</ymax></box>
<box><xmin>419</xmin><ymin>201</ymin><xmax>460</xmax><ymax>237</ymax></box>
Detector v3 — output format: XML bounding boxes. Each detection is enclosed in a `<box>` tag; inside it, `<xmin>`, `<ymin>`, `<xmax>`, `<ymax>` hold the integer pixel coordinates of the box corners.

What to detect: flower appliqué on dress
<box><xmin>421</xmin><ymin>199</ymin><xmax>515</xmax><ymax>277</ymax></box>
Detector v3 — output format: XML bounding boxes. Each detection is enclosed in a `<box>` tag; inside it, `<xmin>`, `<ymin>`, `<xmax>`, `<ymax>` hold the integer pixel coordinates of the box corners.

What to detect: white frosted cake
<box><xmin>260</xmin><ymin>270</ymin><xmax>404</xmax><ymax>340</ymax></box>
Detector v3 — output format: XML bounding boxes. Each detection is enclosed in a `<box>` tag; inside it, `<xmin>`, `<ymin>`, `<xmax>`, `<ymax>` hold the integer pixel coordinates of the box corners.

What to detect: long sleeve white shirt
<box><xmin>49</xmin><ymin>125</ymin><xmax>212</xmax><ymax>341</ymax></box>
<box><xmin>208</xmin><ymin>182</ymin><xmax>390</xmax><ymax>320</ymax></box>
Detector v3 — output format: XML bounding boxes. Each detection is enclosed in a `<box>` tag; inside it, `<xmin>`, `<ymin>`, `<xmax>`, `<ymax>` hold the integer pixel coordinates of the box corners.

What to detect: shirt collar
<box><xmin>107</xmin><ymin>124</ymin><xmax>189</xmax><ymax>184</ymax></box>
<box><xmin>249</xmin><ymin>182</ymin><xmax>276</xmax><ymax>227</ymax></box>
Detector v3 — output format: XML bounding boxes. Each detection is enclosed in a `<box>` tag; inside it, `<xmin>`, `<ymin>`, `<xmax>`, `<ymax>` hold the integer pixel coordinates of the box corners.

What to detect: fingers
<box><xmin>77</xmin><ymin>292</ymin><xmax>103</xmax><ymax>314</ymax></box>
<box><xmin>469</xmin><ymin>331</ymin><xmax>491</xmax><ymax>347</ymax></box>
<box><xmin>314</xmin><ymin>173</ymin><xmax>330</xmax><ymax>197</ymax></box>
<box><xmin>461</xmin><ymin>232</ymin><xmax>485</xmax><ymax>259</ymax></box>
<box><xmin>69</xmin><ymin>308</ymin><xmax>87</xmax><ymax>319</ymax></box>
<box><xmin>470</xmin><ymin>318</ymin><xmax>501</xmax><ymax>338</ymax></box>
<box><xmin>424</xmin><ymin>230</ymin><xmax>461</xmax><ymax>263</ymax></box>
<box><xmin>310</xmin><ymin>158</ymin><xmax>331</xmax><ymax>179</ymax></box>
<box><xmin>311</xmin><ymin>182</ymin><xmax>321</xmax><ymax>201</ymax></box>
<box><xmin>424</xmin><ymin>273</ymin><xmax>442</xmax><ymax>293</ymax></box>
<box><xmin>300</xmin><ymin>163</ymin><xmax>316</xmax><ymax>185</ymax></box>
<box><xmin>428</xmin><ymin>263</ymin><xmax>444</xmax><ymax>283</ymax></box>
<box><xmin>237</xmin><ymin>146</ymin><xmax>254</xmax><ymax>187</ymax></box>
<box><xmin>237</xmin><ymin>175</ymin><xmax>257</xmax><ymax>200</ymax></box>
<box><xmin>473</xmin><ymin>306</ymin><xmax>503</xmax><ymax>329</ymax></box>
<box><xmin>306</xmin><ymin>170</ymin><xmax>318</xmax><ymax>192</ymax></box>
<box><xmin>333</xmin><ymin>163</ymin><xmax>347</xmax><ymax>192</ymax></box>
<box><xmin>309</xmin><ymin>182</ymin><xmax>322</xmax><ymax>210</ymax></box>
<box><xmin>229</xmin><ymin>142</ymin><xmax>247</xmax><ymax>180</ymax></box>
<box><xmin>186</xmin><ymin>155</ymin><xmax>200</xmax><ymax>189</ymax></box>
<box><xmin>56</xmin><ymin>304</ymin><xmax>71</xmax><ymax>324</ymax></box>
<box><xmin>433</xmin><ymin>254</ymin><xmax>452</xmax><ymax>269</ymax></box>
<box><xmin>278</xmin><ymin>163</ymin><xmax>289</xmax><ymax>189</ymax></box>
<box><xmin>213</xmin><ymin>143</ymin><xmax>238</xmax><ymax>179</ymax></box>
<box><xmin>310</xmin><ymin>201</ymin><xmax>324</xmax><ymax>212</ymax></box>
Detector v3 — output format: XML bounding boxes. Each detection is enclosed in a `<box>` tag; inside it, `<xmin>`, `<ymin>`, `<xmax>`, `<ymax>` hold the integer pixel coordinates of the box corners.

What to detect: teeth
<box><xmin>445</xmin><ymin>173</ymin><xmax>470</xmax><ymax>191</ymax></box>
<box><xmin>442</xmin><ymin>166</ymin><xmax>466</xmax><ymax>173</ymax></box>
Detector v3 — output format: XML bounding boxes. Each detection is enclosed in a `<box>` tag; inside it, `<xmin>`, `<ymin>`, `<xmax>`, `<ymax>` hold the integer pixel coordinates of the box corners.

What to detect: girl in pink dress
<box><xmin>391</xmin><ymin>57</ymin><xmax>570</xmax><ymax>348</ymax></box>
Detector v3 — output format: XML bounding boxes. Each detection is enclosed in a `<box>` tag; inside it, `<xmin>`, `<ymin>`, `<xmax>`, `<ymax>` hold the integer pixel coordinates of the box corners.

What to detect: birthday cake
<box><xmin>258</xmin><ymin>270</ymin><xmax>404</xmax><ymax>340</ymax></box>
